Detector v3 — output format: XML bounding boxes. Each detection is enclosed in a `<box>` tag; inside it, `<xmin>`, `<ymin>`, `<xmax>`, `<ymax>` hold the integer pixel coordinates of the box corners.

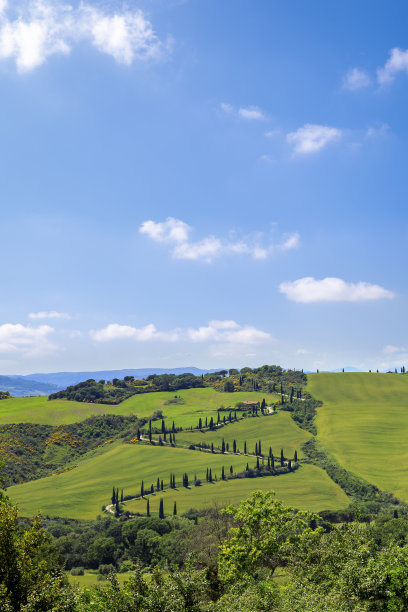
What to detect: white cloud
<box><xmin>221</xmin><ymin>102</ymin><xmax>266</xmax><ymax>120</ymax></box>
<box><xmin>29</xmin><ymin>310</ymin><xmax>71</xmax><ymax>320</ymax></box>
<box><xmin>343</xmin><ymin>68</ymin><xmax>372</xmax><ymax>91</ymax></box>
<box><xmin>139</xmin><ymin>218</ymin><xmax>190</xmax><ymax>244</ymax></box>
<box><xmin>91</xmin><ymin>320</ymin><xmax>274</xmax><ymax>345</ymax></box>
<box><xmin>139</xmin><ymin>218</ymin><xmax>299</xmax><ymax>263</ymax></box>
<box><xmin>90</xmin><ymin>323</ymin><xmax>180</xmax><ymax>343</ymax></box>
<box><xmin>0</xmin><ymin>323</ymin><xmax>55</xmax><ymax>356</ymax></box>
<box><xmin>378</xmin><ymin>48</ymin><xmax>408</xmax><ymax>85</ymax></box>
<box><xmin>383</xmin><ymin>345</ymin><xmax>406</xmax><ymax>355</ymax></box>
<box><xmin>238</xmin><ymin>106</ymin><xmax>265</xmax><ymax>120</ymax></box>
<box><xmin>279</xmin><ymin>277</ymin><xmax>395</xmax><ymax>303</ymax></box>
<box><xmin>287</xmin><ymin>124</ymin><xmax>342</xmax><ymax>155</ymax></box>
<box><xmin>296</xmin><ymin>348</ymin><xmax>311</xmax><ymax>355</ymax></box>
<box><xmin>0</xmin><ymin>1</ymin><xmax>165</xmax><ymax>72</ymax></box>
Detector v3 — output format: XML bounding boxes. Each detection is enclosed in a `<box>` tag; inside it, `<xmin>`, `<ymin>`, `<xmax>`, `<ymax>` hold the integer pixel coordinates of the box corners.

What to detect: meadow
<box><xmin>8</xmin><ymin>442</ymin><xmax>260</xmax><ymax>519</ymax></box>
<box><xmin>309</xmin><ymin>372</ymin><xmax>408</xmax><ymax>501</ymax></box>
<box><xmin>168</xmin><ymin>410</ymin><xmax>311</xmax><ymax>458</ymax></box>
<box><xmin>0</xmin><ymin>388</ymin><xmax>279</xmax><ymax>428</ymax></box>
<box><xmin>124</xmin><ymin>464</ymin><xmax>349</xmax><ymax>514</ymax></box>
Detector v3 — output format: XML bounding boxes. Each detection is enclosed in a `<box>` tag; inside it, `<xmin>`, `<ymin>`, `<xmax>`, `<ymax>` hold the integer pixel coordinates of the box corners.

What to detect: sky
<box><xmin>1</xmin><ymin>0</ymin><xmax>408</xmax><ymax>375</ymax></box>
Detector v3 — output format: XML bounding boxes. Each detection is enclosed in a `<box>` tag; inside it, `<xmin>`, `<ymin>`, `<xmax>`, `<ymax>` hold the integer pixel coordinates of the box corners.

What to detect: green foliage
<box><xmin>218</xmin><ymin>491</ymin><xmax>318</xmax><ymax>583</ymax></box>
<box><xmin>0</xmin><ymin>391</ymin><xmax>11</xmax><ymax>400</ymax></box>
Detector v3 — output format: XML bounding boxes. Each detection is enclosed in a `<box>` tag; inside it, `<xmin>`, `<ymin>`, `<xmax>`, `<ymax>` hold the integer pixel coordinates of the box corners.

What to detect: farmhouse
<box><xmin>243</xmin><ymin>400</ymin><xmax>260</xmax><ymax>409</ymax></box>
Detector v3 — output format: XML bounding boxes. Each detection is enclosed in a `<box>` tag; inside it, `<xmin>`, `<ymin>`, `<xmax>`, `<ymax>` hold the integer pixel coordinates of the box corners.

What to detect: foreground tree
<box><xmin>218</xmin><ymin>490</ymin><xmax>317</xmax><ymax>583</ymax></box>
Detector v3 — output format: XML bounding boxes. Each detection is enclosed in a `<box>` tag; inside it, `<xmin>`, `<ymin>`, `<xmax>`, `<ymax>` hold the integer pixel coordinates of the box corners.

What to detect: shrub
<box><xmin>70</xmin><ymin>567</ymin><xmax>84</xmax><ymax>576</ymax></box>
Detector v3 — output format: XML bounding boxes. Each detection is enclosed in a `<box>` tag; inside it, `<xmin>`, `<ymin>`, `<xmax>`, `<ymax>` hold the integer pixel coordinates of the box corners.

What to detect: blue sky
<box><xmin>1</xmin><ymin>0</ymin><xmax>408</xmax><ymax>374</ymax></box>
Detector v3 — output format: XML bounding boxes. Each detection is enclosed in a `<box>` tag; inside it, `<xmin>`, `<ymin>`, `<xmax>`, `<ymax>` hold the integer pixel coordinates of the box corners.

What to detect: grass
<box><xmin>0</xmin><ymin>388</ymin><xmax>279</xmax><ymax>428</ymax></box>
<box><xmin>66</xmin><ymin>571</ymin><xmax>131</xmax><ymax>588</ymax></box>
<box><xmin>124</xmin><ymin>464</ymin><xmax>349</xmax><ymax>514</ymax></box>
<box><xmin>308</xmin><ymin>372</ymin><xmax>408</xmax><ymax>501</ymax></box>
<box><xmin>169</xmin><ymin>411</ymin><xmax>311</xmax><ymax>458</ymax></box>
<box><xmin>8</xmin><ymin>442</ymin><xmax>258</xmax><ymax>519</ymax></box>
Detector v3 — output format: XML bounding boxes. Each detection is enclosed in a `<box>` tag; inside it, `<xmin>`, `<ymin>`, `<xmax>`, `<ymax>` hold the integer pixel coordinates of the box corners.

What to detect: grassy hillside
<box><xmin>309</xmin><ymin>372</ymin><xmax>408</xmax><ymax>501</ymax></box>
<box><xmin>171</xmin><ymin>411</ymin><xmax>311</xmax><ymax>458</ymax></box>
<box><xmin>0</xmin><ymin>388</ymin><xmax>279</xmax><ymax>427</ymax></box>
<box><xmin>8</xmin><ymin>442</ymin><xmax>258</xmax><ymax>519</ymax></box>
<box><xmin>124</xmin><ymin>464</ymin><xmax>349</xmax><ymax>514</ymax></box>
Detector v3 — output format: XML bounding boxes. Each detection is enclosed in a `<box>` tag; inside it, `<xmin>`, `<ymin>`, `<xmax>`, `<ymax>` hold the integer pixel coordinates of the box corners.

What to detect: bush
<box><xmin>70</xmin><ymin>567</ymin><xmax>84</xmax><ymax>576</ymax></box>
<box><xmin>189</xmin><ymin>444</ymin><xmax>196</xmax><ymax>450</ymax></box>
<box><xmin>98</xmin><ymin>564</ymin><xmax>116</xmax><ymax>575</ymax></box>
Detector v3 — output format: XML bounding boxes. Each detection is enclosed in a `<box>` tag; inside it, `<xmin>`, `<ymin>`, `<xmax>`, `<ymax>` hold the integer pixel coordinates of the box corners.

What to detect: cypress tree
<box><xmin>244</xmin><ymin>441</ymin><xmax>247</xmax><ymax>454</ymax></box>
<box><xmin>226</xmin><ymin>442</ymin><xmax>229</xmax><ymax>451</ymax></box>
<box><xmin>269</xmin><ymin>447</ymin><xmax>272</xmax><ymax>458</ymax></box>
<box><xmin>223</xmin><ymin>415</ymin><xmax>226</xmax><ymax>424</ymax></box>
<box><xmin>161</xmin><ymin>419</ymin><xmax>165</xmax><ymax>434</ymax></box>
<box><xmin>228</xmin><ymin>411</ymin><xmax>232</xmax><ymax>422</ymax></box>
<box><xmin>163</xmin><ymin>430</ymin><xmax>167</xmax><ymax>442</ymax></box>
<box><xmin>210</xmin><ymin>417</ymin><xmax>214</xmax><ymax>429</ymax></box>
<box><xmin>255</xmin><ymin>442</ymin><xmax>258</xmax><ymax>456</ymax></box>
<box><xmin>234</xmin><ymin>411</ymin><xmax>237</xmax><ymax>421</ymax></box>
<box><xmin>172</xmin><ymin>421</ymin><xmax>176</xmax><ymax>433</ymax></box>
<box><xmin>217</xmin><ymin>412</ymin><xmax>220</xmax><ymax>423</ymax></box>
<box><xmin>222</xmin><ymin>438</ymin><xmax>225</xmax><ymax>453</ymax></box>
<box><xmin>280</xmin><ymin>448</ymin><xmax>284</xmax><ymax>467</ymax></box>
<box><xmin>112</xmin><ymin>486</ymin><xmax>116</xmax><ymax>505</ymax></box>
<box><xmin>233</xmin><ymin>439</ymin><xmax>237</xmax><ymax>453</ymax></box>
<box><xmin>157</xmin><ymin>477</ymin><xmax>160</xmax><ymax>491</ymax></box>
<box><xmin>161</xmin><ymin>479</ymin><xmax>164</xmax><ymax>491</ymax></box>
<box><xmin>222</xmin><ymin>466</ymin><xmax>225</xmax><ymax>480</ymax></box>
<box><xmin>137</xmin><ymin>428</ymin><xmax>141</xmax><ymax>441</ymax></box>
<box><xmin>294</xmin><ymin>450</ymin><xmax>298</xmax><ymax>462</ymax></box>
<box><xmin>116</xmin><ymin>488</ymin><xmax>119</xmax><ymax>504</ymax></box>
<box><xmin>209</xmin><ymin>468</ymin><xmax>213</xmax><ymax>482</ymax></box>
<box><xmin>141</xmin><ymin>481</ymin><xmax>144</xmax><ymax>498</ymax></box>
<box><xmin>206</xmin><ymin>467</ymin><xmax>209</xmax><ymax>481</ymax></box>
<box><xmin>121</xmin><ymin>489</ymin><xmax>123</xmax><ymax>502</ymax></box>
<box><xmin>259</xmin><ymin>440</ymin><xmax>262</xmax><ymax>456</ymax></box>
<box><xmin>271</xmin><ymin>455</ymin><xmax>275</xmax><ymax>469</ymax></box>
<box><xmin>146</xmin><ymin>499</ymin><xmax>150</xmax><ymax>516</ymax></box>
<box><xmin>230</xmin><ymin>465</ymin><xmax>233</xmax><ymax>474</ymax></box>
<box><xmin>159</xmin><ymin>435</ymin><xmax>163</xmax><ymax>446</ymax></box>
<box><xmin>173</xmin><ymin>501</ymin><xmax>177</xmax><ymax>516</ymax></box>
<box><xmin>261</xmin><ymin>398</ymin><xmax>266</xmax><ymax>410</ymax></box>
<box><xmin>150</xmin><ymin>484</ymin><xmax>154</xmax><ymax>494</ymax></box>
<box><xmin>205</xmin><ymin>417</ymin><xmax>208</xmax><ymax>427</ymax></box>
<box><xmin>288</xmin><ymin>459</ymin><xmax>292</xmax><ymax>470</ymax></box>
<box><xmin>198</xmin><ymin>417</ymin><xmax>202</xmax><ymax>429</ymax></box>
<box><xmin>211</xmin><ymin>443</ymin><xmax>214</xmax><ymax>453</ymax></box>
<box><xmin>159</xmin><ymin>499</ymin><xmax>164</xmax><ymax>519</ymax></box>
<box><xmin>256</xmin><ymin>456</ymin><xmax>260</xmax><ymax>469</ymax></box>
<box><xmin>115</xmin><ymin>498</ymin><xmax>120</xmax><ymax>517</ymax></box>
<box><xmin>246</xmin><ymin>462</ymin><xmax>249</xmax><ymax>471</ymax></box>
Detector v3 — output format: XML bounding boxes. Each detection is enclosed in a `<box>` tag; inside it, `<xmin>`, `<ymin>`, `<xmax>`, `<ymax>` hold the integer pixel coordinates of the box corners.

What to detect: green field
<box><xmin>67</xmin><ymin>571</ymin><xmax>131</xmax><ymax>588</ymax></box>
<box><xmin>8</xmin><ymin>442</ymin><xmax>258</xmax><ymax>519</ymax></box>
<box><xmin>125</xmin><ymin>464</ymin><xmax>349</xmax><ymax>514</ymax></box>
<box><xmin>170</xmin><ymin>411</ymin><xmax>311</xmax><ymax>458</ymax></box>
<box><xmin>309</xmin><ymin>372</ymin><xmax>408</xmax><ymax>501</ymax></box>
<box><xmin>0</xmin><ymin>388</ymin><xmax>279</xmax><ymax>428</ymax></box>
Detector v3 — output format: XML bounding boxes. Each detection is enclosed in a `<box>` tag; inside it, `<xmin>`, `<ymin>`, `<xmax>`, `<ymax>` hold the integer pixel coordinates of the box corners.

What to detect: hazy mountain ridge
<box><xmin>0</xmin><ymin>368</ymin><xmax>219</xmax><ymax>396</ymax></box>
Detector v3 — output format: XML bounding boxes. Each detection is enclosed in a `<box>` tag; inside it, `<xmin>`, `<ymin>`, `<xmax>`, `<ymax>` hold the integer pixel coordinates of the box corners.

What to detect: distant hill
<box><xmin>0</xmin><ymin>375</ymin><xmax>62</xmax><ymax>397</ymax></box>
<box><xmin>3</xmin><ymin>368</ymin><xmax>219</xmax><ymax>395</ymax></box>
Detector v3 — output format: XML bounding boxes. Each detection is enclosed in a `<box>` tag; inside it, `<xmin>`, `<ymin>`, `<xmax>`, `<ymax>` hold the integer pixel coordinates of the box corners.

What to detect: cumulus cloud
<box><xmin>0</xmin><ymin>323</ymin><xmax>55</xmax><ymax>356</ymax></box>
<box><xmin>221</xmin><ymin>102</ymin><xmax>266</xmax><ymax>120</ymax></box>
<box><xmin>279</xmin><ymin>277</ymin><xmax>395</xmax><ymax>303</ymax></box>
<box><xmin>377</xmin><ymin>48</ymin><xmax>408</xmax><ymax>85</ymax></box>
<box><xmin>0</xmin><ymin>1</ymin><xmax>166</xmax><ymax>72</ymax></box>
<box><xmin>29</xmin><ymin>310</ymin><xmax>71</xmax><ymax>320</ymax></box>
<box><xmin>139</xmin><ymin>218</ymin><xmax>299</xmax><ymax>263</ymax></box>
<box><xmin>343</xmin><ymin>68</ymin><xmax>372</xmax><ymax>91</ymax></box>
<box><xmin>287</xmin><ymin>124</ymin><xmax>342</xmax><ymax>154</ymax></box>
<box><xmin>91</xmin><ymin>320</ymin><xmax>274</xmax><ymax>345</ymax></box>
<box><xmin>90</xmin><ymin>323</ymin><xmax>180</xmax><ymax>343</ymax></box>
